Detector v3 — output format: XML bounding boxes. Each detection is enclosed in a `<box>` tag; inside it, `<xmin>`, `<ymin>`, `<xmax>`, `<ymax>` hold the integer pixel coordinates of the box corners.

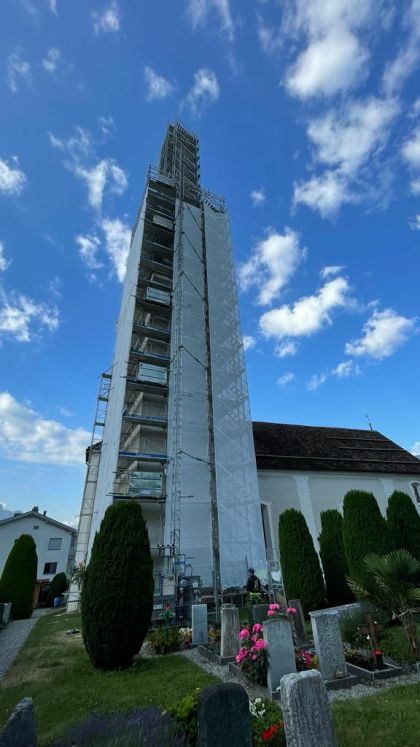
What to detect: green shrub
<box><xmin>81</xmin><ymin>501</ymin><xmax>154</xmax><ymax>670</ymax></box>
<box><xmin>279</xmin><ymin>509</ymin><xmax>326</xmax><ymax>615</ymax></box>
<box><xmin>168</xmin><ymin>688</ymin><xmax>200</xmax><ymax>743</ymax></box>
<box><xmin>379</xmin><ymin>625</ymin><xmax>420</xmax><ymax>664</ymax></box>
<box><xmin>342</xmin><ymin>490</ymin><xmax>390</xmax><ymax>579</ymax></box>
<box><xmin>340</xmin><ymin>604</ymin><xmax>390</xmax><ymax>647</ymax></box>
<box><xmin>250</xmin><ymin>697</ymin><xmax>286</xmax><ymax>747</ymax></box>
<box><xmin>149</xmin><ymin>628</ymin><xmax>181</xmax><ymax>655</ymax></box>
<box><xmin>387</xmin><ymin>491</ymin><xmax>420</xmax><ymax>561</ymax></box>
<box><xmin>0</xmin><ymin>534</ymin><xmax>37</xmax><ymax>620</ymax></box>
<box><xmin>47</xmin><ymin>572</ymin><xmax>68</xmax><ymax>607</ymax></box>
<box><xmin>319</xmin><ymin>509</ymin><xmax>353</xmax><ymax>606</ymax></box>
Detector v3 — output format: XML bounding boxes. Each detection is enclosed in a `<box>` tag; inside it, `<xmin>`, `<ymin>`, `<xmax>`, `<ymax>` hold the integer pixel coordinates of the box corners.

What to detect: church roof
<box><xmin>252</xmin><ymin>422</ymin><xmax>420</xmax><ymax>475</ymax></box>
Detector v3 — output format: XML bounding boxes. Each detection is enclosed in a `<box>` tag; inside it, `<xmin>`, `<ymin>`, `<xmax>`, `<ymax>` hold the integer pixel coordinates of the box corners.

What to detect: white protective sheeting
<box><xmin>204</xmin><ymin>204</ymin><xmax>267</xmax><ymax>588</ymax></box>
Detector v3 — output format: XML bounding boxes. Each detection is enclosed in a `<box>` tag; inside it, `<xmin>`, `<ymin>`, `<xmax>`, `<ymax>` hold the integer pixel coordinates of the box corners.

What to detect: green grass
<box><xmin>0</xmin><ymin>611</ymin><xmax>217</xmax><ymax>746</ymax></box>
<box><xmin>333</xmin><ymin>682</ymin><xmax>420</xmax><ymax>747</ymax></box>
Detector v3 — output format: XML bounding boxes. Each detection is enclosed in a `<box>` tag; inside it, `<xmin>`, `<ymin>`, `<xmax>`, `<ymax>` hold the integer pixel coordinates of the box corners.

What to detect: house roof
<box><xmin>252</xmin><ymin>422</ymin><xmax>420</xmax><ymax>475</ymax></box>
<box><xmin>0</xmin><ymin>510</ymin><xmax>76</xmax><ymax>534</ymax></box>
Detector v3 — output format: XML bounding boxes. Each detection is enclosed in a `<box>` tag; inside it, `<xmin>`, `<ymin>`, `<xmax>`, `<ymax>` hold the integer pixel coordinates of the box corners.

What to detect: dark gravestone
<box><xmin>0</xmin><ymin>698</ymin><xmax>37</xmax><ymax>747</ymax></box>
<box><xmin>288</xmin><ymin>599</ymin><xmax>309</xmax><ymax>645</ymax></box>
<box><xmin>197</xmin><ymin>683</ymin><xmax>251</xmax><ymax>747</ymax></box>
<box><xmin>252</xmin><ymin>604</ymin><xmax>269</xmax><ymax>625</ymax></box>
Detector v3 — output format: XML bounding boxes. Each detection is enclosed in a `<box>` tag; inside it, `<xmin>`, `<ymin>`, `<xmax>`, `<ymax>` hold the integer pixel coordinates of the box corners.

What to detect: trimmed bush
<box><xmin>0</xmin><ymin>534</ymin><xmax>37</xmax><ymax>619</ymax></box>
<box><xmin>342</xmin><ymin>490</ymin><xmax>390</xmax><ymax>579</ymax></box>
<box><xmin>319</xmin><ymin>509</ymin><xmax>353</xmax><ymax>606</ymax></box>
<box><xmin>81</xmin><ymin>501</ymin><xmax>154</xmax><ymax>670</ymax></box>
<box><xmin>47</xmin><ymin>572</ymin><xmax>68</xmax><ymax>607</ymax></box>
<box><xmin>279</xmin><ymin>508</ymin><xmax>326</xmax><ymax>615</ymax></box>
<box><xmin>386</xmin><ymin>491</ymin><xmax>420</xmax><ymax>561</ymax></box>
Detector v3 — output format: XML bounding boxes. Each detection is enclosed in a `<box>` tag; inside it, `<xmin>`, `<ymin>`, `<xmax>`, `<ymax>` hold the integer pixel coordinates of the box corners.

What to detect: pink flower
<box><xmin>235</xmin><ymin>648</ymin><xmax>247</xmax><ymax>664</ymax></box>
<box><xmin>267</xmin><ymin>610</ymin><xmax>276</xmax><ymax>616</ymax></box>
<box><xmin>252</xmin><ymin>654</ymin><xmax>257</xmax><ymax>660</ymax></box>
<box><xmin>254</xmin><ymin>638</ymin><xmax>266</xmax><ymax>650</ymax></box>
<box><xmin>269</xmin><ymin>603</ymin><xmax>280</xmax><ymax>611</ymax></box>
<box><xmin>287</xmin><ymin>607</ymin><xmax>297</xmax><ymax>615</ymax></box>
<box><xmin>239</xmin><ymin>628</ymin><xmax>249</xmax><ymax>639</ymax></box>
<box><xmin>252</xmin><ymin>623</ymin><xmax>263</xmax><ymax>633</ymax></box>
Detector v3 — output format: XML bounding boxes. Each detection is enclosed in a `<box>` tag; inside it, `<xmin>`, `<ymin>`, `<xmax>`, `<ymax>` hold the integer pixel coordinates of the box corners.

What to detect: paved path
<box><xmin>0</xmin><ymin>609</ymin><xmax>47</xmax><ymax>681</ymax></box>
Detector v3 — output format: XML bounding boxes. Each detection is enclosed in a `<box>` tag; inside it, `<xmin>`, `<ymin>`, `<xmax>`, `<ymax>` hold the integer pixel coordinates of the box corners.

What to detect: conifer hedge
<box><xmin>81</xmin><ymin>501</ymin><xmax>154</xmax><ymax>670</ymax></box>
<box><xmin>0</xmin><ymin>534</ymin><xmax>37</xmax><ymax>619</ymax></box>
<box><xmin>279</xmin><ymin>508</ymin><xmax>326</xmax><ymax>615</ymax></box>
<box><xmin>342</xmin><ymin>489</ymin><xmax>390</xmax><ymax>578</ymax></box>
<box><xmin>387</xmin><ymin>490</ymin><xmax>420</xmax><ymax>561</ymax></box>
<box><xmin>319</xmin><ymin>509</ymin><xmax>353</xmax><ymax>606</ymax></box>
<box><xmin>47</xmin><ymin>572</ymin><xmax>68</xmax><ymax>606</ymax></box>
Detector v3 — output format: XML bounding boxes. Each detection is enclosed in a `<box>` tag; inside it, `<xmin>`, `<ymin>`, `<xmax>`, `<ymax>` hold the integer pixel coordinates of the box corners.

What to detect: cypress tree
<box><xmin>47</xmin><ymin>572</ymin><xmax>68</xmax><ymax>606</ymax></box>
<box><xmin>387</xmin><ymin>490</ymin><xmax>420</xmax><ymax>561</ymax></box>
<box><xmin>0</xmin><ymin>534</ymin><xmax>37</xmax><ymax>619</ymax></box>
<box><xmin>319</xmin><ymin>509</ymin><xmax>353</xmax><ymax>606</ymax></box>
<box><xmin>342</xmin><ymin>489</ymin><xmax>390</xmax><ymax>578</ymax></box>
<box><xmin>81</xmin><ymin>501</ymin><xmax>154</xmax><ymax>670</ymax></box>
<box><xmin>279</xmin><ymin>508</ymin><xmax>326</xmax><ymax>615</ymax></box>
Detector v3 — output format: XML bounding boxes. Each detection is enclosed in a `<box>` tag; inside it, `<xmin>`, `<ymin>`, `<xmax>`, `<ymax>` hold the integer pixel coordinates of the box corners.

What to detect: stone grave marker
<box><xmin>220</xmin><ymin>604</ymin><xmax>239</xmax><ymax>659</ymax></box>
<box><xmin>280</xmin><ymin>670</ymin><xmax>338</xmax><ymax>747</ymax></box>
<box><xmin>197</xmin><ymin>682</ymin><xmax>251</xmax><ymax>747</ymax></box>
<box><xmin>0</xmin><ymin>603</ymin><xmax>11</xmax><ymax>627</ymax></box>
<box><xmin>310</xmin><ymin>610</ymin><xmax>347</xmax><ymax>682</ymax></box>
<box><xmin>0</xmin><ymin>697</ymin><xmax>37</xmax><ymax>747</ymax></box>
<box><xmin>263</xmin><ymin>617</ymin><xmax>296</xmax><ymax>694</ymax></box>
<box><xmin>192</xmin><ymin>604</ymin><xmax>208</xmax><ymax>645</ymax></box>
<box><xmin>288</xmin><ymin>599</ymin><xmax>309</xmax><ymax>645</ymax></box>
<box><xmin>252</xmin><ymin>604</ymin><xmax>269</xmax><ymax>625</ymax></box>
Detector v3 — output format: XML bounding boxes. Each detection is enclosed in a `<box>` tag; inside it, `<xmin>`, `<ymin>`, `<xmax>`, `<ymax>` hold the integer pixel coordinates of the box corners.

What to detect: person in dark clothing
<box><xmin>246</xmin><ymin>567</ymin><xmax>262</xmax><ymax>593</ymax></box>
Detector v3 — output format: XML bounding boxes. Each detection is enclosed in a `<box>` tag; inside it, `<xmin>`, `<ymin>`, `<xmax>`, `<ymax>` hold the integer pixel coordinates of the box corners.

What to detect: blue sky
<box><xmin>0</xmin><ymin>0</ymin><xmax>419</xmax><ymax>525</ymax></box>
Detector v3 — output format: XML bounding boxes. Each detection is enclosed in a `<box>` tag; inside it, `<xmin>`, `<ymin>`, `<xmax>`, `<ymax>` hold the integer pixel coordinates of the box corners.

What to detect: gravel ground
<box><xmin>0</xmin><ymin>609</ymin><xmax>47</xmax><ymax>681</ymax></box>
<box><xmin>181</xmin><ymin>647</ymin><xmax>420</xmax><ymax>704</ymax></box>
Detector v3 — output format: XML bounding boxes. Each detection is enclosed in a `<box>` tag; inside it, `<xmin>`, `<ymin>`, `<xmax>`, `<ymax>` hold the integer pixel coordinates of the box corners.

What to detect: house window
<box><xmin>43</xmin><ymin>562</ymin><xmax>57</xmax><ymax>575</ymax></box>
<box><xmin>33</xmin><ymin>525</ymin><xmax>39</xmax><ymax>530</ymax></box>
<box><xmin>412</xmin><ymin>483</ymin><xmax>420</xmax><ymax>504</ymax></box>
<box><xmin>48</xmin><ymin>538</ymin><xmax>62</xmax><ymax>550</ymax></box>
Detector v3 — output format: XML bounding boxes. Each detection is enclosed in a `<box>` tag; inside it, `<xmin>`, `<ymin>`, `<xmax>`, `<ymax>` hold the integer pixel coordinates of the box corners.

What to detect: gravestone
<box><xmin>280</xmin><ymin>670</ymin><xmax>338</xmax><ymax>747</ymax></box>
<box><xmin>252</xmin><ymin>604</ymin><xmax>269</xmax><ymax>625</ymax></box>
<box><xmin>220</xmin><ymin>604</ymin><xmax>239</xmax><ymax>659</ymax></box>
<box><xmin>192</xmin><ymin>604</ymin><xmax>208</xmax><ymax>645</ymax></box>
<box><xmin>0</xmin><ymin>697</ymin><xmax>37</xmax><ymax>747</ymax></box>
<box><xmin>197</xmin><ymin>682</ymin><xmax>251</xmax><ymax>747</ymax></box>
<box><xmin>310</xmin><ymin>610</ymin><xmax>347</xmax><ymax>682</ymax></box>
<box><xmin>263</xmin><ymin>617</ymin><xmax>296</xmax><ymax>694</ymax></box>
<box><xmin>288</xmin><ymin>599</ymin><xmax>309</xmax><ymax>645</ymax></box>
<box><xmin>0</xmin><ymin>603</ymin><xmax>11</xmax><ymax>627</ymax></box>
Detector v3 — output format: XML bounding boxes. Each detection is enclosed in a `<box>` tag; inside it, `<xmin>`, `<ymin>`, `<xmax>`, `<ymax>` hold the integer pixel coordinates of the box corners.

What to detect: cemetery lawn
<box><xmin>0</xmin><ymin>611</ymin><xmax>217</xmax><ymax>747</ymax></box>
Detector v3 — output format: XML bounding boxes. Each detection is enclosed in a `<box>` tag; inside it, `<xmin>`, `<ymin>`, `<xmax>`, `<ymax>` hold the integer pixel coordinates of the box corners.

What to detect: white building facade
<box><xmin>70</xmin><ymin>122</ymin><xmax>266</xmax><ymax>608</ymax></box>
<box><xmin>0</xmin><ymin>509</ymin><xmax>76</xmax><ymax>582</ymax></box>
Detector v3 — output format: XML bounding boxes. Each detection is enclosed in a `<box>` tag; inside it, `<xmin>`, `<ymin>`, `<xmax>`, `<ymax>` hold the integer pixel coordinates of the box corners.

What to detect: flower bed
<box><xmin>344</xmin><ymin>648</ymin><xmax>403</xmax><ymax>681</ymax></box>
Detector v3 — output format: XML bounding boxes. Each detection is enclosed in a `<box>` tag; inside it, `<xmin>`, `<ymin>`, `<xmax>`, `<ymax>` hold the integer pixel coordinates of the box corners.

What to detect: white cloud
<box><xmin>48</xmin><ymin>0</ymin><xmax>57</xmax><ymax>14</ymax></box>
<box><xmin>409</xmin><ymin>214</ymin><xmax>420</xmax><ymax>230</ymax></box>
<box><xmin>0</xmin><ymin>243</ymin><xmax>9</xmax><ymax>273</ymax></box>
<box><xmin>243</xmin><ymin>335</ymin><xmax>256</xmax><ymax>351</ymax></box>
<box><xmin>75</xmin><ymin>234</ymin><xmax>102</xmax><ymax>270</ymax></box>
<box><xmin>332</xmin><ymin>359</ymin><xmax>361</xmax><ymax>377</ymax></box>
<box><xmin>275</xmin><ymin>341</ymin><xmax>298</xmax><ymax>358</ymax></box>
<box><xmin>250</xmin><ymin>187</ymin><xmax>266</xmax><ymax>207</ymax></box>
<box><xmin>294</xmin><ymin>171</ymin><xmax>354</xmax><ymax>219</ymax></box>
<box><xmin>92</xmin><ymin>1</ymin><xmax>120</xmax><ymax>33</ymax></box>
<box><xmin>382</xmin><ymin>0</ymin><xmax>420</xmax><ymax>96</ymax></box>
<box><xmin>187</xmin><ymin>0</ymin><xmax>234</xmax><ymax>41</ymax></box>
<box><xmin>48</xmin><ymin>126</ymin><xmax>93</xmax><ymax>159</ymax></box>
<box><xmin>257</xmin><ymin>16</ymin><xmax>283</xmax><ymax>55</ymax></box>
<box><xmin>401</xmin><ymin>128</ymin><xmax>420</xmax><ymax>170</ymax></box>
<box><xmin>73</xmin><ymin>159</ymin><xmax>128</xmax><ymax>211</ymax></box>
<box><xmin>98</xmin><ymin>115</ymin><xmax>116</xmax><ymax>137</ymax></box>
<box><xmin>48</xmin><ymin>276</ymin><xmax>62</xmax><ymax>298</ymax></box>
<box><xmin>58</xmin><ymin>405</ymin><xmax>73</xmax><ymax>417</ymax></box>
<box><xmin>100</xmin><ymin>218</ymin><xmax>131</xmax><ymax>282</ymax></box>
<box><xmin>306</xmin><ymin>372</ymin><xmax>327</xmax><ymax>391</ymax></box>
<box><xmin>345</xmin><ymin>308</ymin><xmax>416</xmax><ymax>360</ymax></box>
<box><xmin>307</xmin><ymin>98</ymin><xmax>398</xmax><ymax>176</ymax></box>
<box><xmin>184</xmin><ymin>68</ymin><xmax>219</xmax><ymax>117</ymax></box>
<box><xmin>144</xmin><ymin>66</ymin><xmax>175</xmax><ymax>102</ymax></box>
<box><xmin>239</xmin><ymin>228</ymin><xmax>305</xmax><ymax>306</ymax></box>
<box><xmin>7</xmin><ymin>49</ymin><xmax>31</xmax><ymax>93</ymax></box>
<box><xmin>277</xmin><ymin>372</ymin><xmax>295</xmax><ymax>387</ymax></box>
<box><xmin>260</xmin><ymin>276</ymin><xmax>352</xmax><ymax>340</ymax></box>
<box><xmin>320</xmin><ymin>265</ymin><xmax>345</xmax><ymax>279</ymax></box>
<box><xmin>0</xmin><ymin>392</ymin><xmax>89</xmax><ymax>466</ymax></box>
<box><xmin>42</xmin><ymin>47</ymin><xmax>63</xmax><ymax>75</ymax></box>
<box><xmin>286</xmin><ymin>27</ymin><xmax>369</xmax><ymax>99</ymax></box>
<box><xmin>412</xmin><ymin>441</ymin><xmax>420</xmax><ymax>456</ymax></box>
<box><xmin>0</xmin><ymin>289</ymin><xmax>59</xmax><ymax>343</ymax></box>
<box><xmin>410</xmin><ymin>179</ymin><xmax>420</xmax><ymax>195</ymax></box>
<box><xmin>0</xmin><ymin>157</ymin><xmax>27</xmax><ymax>196</ymax></box>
